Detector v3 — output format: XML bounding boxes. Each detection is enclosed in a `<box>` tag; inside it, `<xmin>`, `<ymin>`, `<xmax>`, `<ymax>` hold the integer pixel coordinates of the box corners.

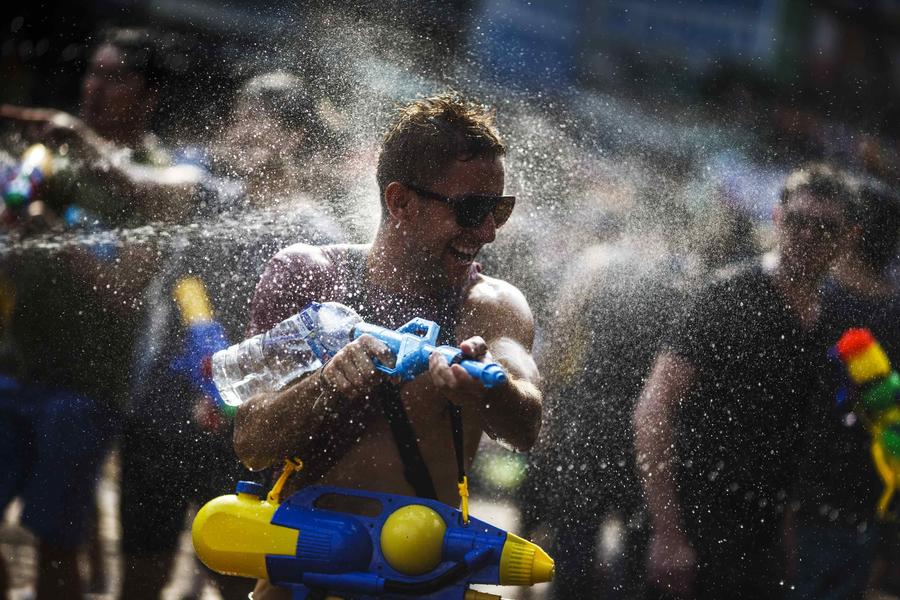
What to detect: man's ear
<box><xmin>384</xmin><ymin>181</ymin><xmax>415</xmax><ymax>222</ymax></box>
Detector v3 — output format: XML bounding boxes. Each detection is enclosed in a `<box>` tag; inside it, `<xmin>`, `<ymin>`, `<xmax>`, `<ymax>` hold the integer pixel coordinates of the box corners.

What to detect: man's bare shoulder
<box><xmin>249</xmin><ymin>243</ymin><xmax>368</xmax><ymax>334</ymax></box>
<box><xmin>464</xmin><ymin>273</ymin><xmax>534</xmax><ymax>343</ymax></box>
<box><xmin>265</xmin><ymin>242</ymin><xmax>368</xmax><ymax>279</ymax></box>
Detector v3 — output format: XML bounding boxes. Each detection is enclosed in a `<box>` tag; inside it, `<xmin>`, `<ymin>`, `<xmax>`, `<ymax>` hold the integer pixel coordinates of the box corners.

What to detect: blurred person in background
<box><xmin>521</xmin><ymin>168</ymin><xmax>761</xmax><ymax>599</ymax></box>
<box><xmin>119</xmin><ymin>70</ymin><xmax>344</xmax><ymax>600</ymax></box>
<box><xmin>0</xmin><ymin>26</ymin><xmax>218</xmax><ymax>599</ymax></box>
<box><xmin>523</xmin><ymin>236</ymin><xmax>690</xmax><ymax>600</ymax></box>
<box><xmin>517</xmin><ymin>168</ymin><xmax>694</xmax><ymax>600</ymax></box>
<box><xmin>634</xmin><ymin>164</ymin><xmax>855</xmax><ymax>600</ymax></box>
<box><xmin>791</xmin><ymin>179</ymin><xmax>900</xmax><ymax>600</ymax></box>
<box><xmin>208</xmin><ymin>71</ymin><xmax>343</xmax><ymax>211</ymax></box>
<box><xmin>0</xmin><ymin>27</ymin><xmax>209</xmax><ymax>228</ymax></box>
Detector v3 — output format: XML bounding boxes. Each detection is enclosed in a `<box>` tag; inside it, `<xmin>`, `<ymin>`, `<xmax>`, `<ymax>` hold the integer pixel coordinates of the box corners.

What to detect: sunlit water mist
<box><xmin>2</xmin><ymin>7</ymin><xmax>781</xmax><ymax>347</ymax></box>
<box><xmin>284</xmin><ymin>8</ymin><xmax>780</xmax><ymax>317</ymax></box>
<box><xmin>0</xmin><ymin>199</ymin><xmax>373</xmax><ymax>258</ymax></box>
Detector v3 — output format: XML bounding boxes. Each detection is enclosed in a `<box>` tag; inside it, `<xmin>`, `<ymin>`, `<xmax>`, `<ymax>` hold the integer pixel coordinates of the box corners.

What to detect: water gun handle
<box><xmin>353</xmin><ymin>320</ymin><xmax>508</xmax><ymax>388</ymax></box>
<box><xmin>433</xmin><ymin>345</ymin><xmax>508</xmax><ymax>389</ymax></box>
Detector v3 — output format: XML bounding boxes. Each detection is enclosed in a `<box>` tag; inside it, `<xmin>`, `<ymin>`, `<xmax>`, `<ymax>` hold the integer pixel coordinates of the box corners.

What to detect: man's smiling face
<box><xmin>405</xmin><ymin>156</ymin><xmax>506</xmax><ymax>288</ymax></box>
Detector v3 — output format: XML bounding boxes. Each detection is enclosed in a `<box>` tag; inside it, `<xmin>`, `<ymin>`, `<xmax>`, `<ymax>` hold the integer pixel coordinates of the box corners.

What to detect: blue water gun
<box><xmin>192</xmin><ymin>463</ymin><xmax>554</xmax><ymax>600</ymax></box>
<box><xmin>302</xmin><ymin>302</ymin><xmax>508</xmax><ymax>388</ymax></box>
<box><xmin>170</xmin><ymin>277</ymin><xmax>232</xmax><ymax>416</ymax></box>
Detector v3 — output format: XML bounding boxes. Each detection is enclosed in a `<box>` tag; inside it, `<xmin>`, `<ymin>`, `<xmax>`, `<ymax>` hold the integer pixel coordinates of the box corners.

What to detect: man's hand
<box><xmin>320</xmin><ymin>334</ymin><xmax>394</xmax><ymax>400</ymax></box>
<box><xmin>429</xmin><ymin>336</ymin><xmax>496</xmax><ymax>407</ymax></box>
<box><xmin>647</xmin><ymin>529</ymin><xmax>697</xmax><ymax>598</ymax></box>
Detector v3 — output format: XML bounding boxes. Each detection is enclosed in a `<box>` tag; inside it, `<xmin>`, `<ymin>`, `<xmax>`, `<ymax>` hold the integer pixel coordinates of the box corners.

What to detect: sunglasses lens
<box><xmin>454</xmin><ymin>196</ymin><xmax>515</xmax><ymax>228</ymax></box>
<box><xmin>493</xmin><ymin>196</ymin><xmax>514</xmax><ymax>227</ymax></box>
<box><xmin>456</xmin><ymin>200</ymin><xmax>491</xmax><ymax>228</ymax></box>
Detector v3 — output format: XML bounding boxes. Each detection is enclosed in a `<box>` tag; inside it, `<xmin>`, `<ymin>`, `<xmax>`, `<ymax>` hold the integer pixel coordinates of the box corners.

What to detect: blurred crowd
<box><xmin>1</xmin><ymin>5</ymin><xmax>900</xmax><ymax>600</ymax></box>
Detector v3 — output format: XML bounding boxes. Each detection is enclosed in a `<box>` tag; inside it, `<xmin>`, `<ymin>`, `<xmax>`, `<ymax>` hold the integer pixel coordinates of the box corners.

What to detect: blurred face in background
<box><xmin>776</xmin><ymin>190</ymin><xmax>847</xmax><ymax>281</ymax></box>
<box><xmin>80</xmin><ymin>43</ymin><xmax>156</xmax><ymax>141</ymax></box>
<box><xmin>214</xmin><ymin>99</ymin><xmax>305</xmax><ymax>180</ymax></box>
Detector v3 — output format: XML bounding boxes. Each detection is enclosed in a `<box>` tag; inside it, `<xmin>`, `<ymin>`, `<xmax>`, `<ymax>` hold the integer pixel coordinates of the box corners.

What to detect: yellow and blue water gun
<box><xmin>170</xmin><ymin>276</ymin><xmax>233</xmax><ymax>416</ymax></box>
<box><xmin>833</xmin><ymin>328</ymin><xmax>900</xmax><ymax>519</ymax></box>
<box><xmin>192</xmin><ymin>459</ymin><xmax>554</xmax><ymax>600</ymax></box>
<box><xmin>302</xmin><ymin>302</ymin><xmax>508</xmax><ymax>388</ymax></box>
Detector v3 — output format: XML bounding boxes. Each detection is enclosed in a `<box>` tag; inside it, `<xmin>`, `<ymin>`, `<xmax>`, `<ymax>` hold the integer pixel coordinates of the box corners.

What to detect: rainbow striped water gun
<box><xmin>833</xmin><ymin>328</ymin><xmax>900</xmax><ymax>519</ymax></box>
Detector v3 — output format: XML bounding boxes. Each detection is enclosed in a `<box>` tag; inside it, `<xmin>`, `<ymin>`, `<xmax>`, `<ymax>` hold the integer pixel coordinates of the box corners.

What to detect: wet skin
<box><xmin>234</xmin><ymin>157</ymin><xmax>542</xmax><ymax>508</ymax></box>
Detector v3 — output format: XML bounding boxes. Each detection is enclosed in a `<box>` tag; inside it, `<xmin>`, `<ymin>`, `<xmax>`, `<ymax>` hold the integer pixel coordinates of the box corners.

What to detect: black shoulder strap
<box><xmin>376</xmin><ymin>381</ymin><xmax>438</xmax><ymax>500</ymax></box>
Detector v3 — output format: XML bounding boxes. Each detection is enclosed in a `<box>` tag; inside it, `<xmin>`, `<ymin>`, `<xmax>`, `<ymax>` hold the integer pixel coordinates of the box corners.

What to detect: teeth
<box><xmin>452</xmin><ymin>244</ymin><xmax>478</xmax><ymax>255</ymax></box>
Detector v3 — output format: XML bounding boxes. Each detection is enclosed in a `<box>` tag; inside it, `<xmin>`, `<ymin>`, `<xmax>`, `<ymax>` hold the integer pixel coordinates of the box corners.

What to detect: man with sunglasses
<box><xmin>634</xmin><ymin>164</ymin><xmax>854</xmax><ymax>600</ymax></box>
<box><xmin>233</xmin><ymin>93</ymin><xmax>541</xmax><ymax>600</ymax></box>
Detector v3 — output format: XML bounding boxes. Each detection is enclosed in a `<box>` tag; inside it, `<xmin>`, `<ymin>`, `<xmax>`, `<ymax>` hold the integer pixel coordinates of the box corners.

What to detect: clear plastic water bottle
<box><xmin>211</xmin><ymin>302</ymin><xmax>362</xmax><ymax>406</ymax></box>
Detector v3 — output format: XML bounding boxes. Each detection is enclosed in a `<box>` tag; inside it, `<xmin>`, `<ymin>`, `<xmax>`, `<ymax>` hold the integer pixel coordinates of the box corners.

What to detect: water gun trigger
<box><xmin>396</xmin><ymin>318</ymin><xmax>441</xmax><ymax>344</ymax></box>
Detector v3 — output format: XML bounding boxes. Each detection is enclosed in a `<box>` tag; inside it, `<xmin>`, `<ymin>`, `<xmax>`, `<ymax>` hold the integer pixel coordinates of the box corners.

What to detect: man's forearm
<box><xmin>634</xmin><ymin>352</ymin><xmax>695</xmax><ymax>537</ymax></box>
<box><xmin>234</xmin><ymin>370</ymin><xmax>337</xmax><ymax>470</ymax></box>
<box><xmin>634</xmin><ymin>396</ymin><xmax>684</xmax><ymax>535</ymax></box>
<box><xmin>86</xmin><ymin>156</ymin><xmax>199</xmax><ymax>222</ymax></box>
<box><xmin>480</xmin><ymin>376</ymin><xmax>542</xmax><ymax>451</ymax></box>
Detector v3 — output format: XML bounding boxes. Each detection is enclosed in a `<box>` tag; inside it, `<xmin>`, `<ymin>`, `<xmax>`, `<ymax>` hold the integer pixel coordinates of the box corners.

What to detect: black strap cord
<box><xmin>448</xmin><ymin>401</ymin><xmax>466</xmax><ymax>486</ymax></box>
<box><xmin>377</xmin><ymin>380</ymin><xmax>439</xmax><ymax>500</ymax></box>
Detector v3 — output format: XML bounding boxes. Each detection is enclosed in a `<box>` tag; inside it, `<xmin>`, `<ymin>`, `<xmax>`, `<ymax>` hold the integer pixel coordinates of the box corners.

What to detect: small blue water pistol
<box><xmin>301</xmin><ymin>302</ymin><xmax>508</xmax><ymax>388</ymax></box>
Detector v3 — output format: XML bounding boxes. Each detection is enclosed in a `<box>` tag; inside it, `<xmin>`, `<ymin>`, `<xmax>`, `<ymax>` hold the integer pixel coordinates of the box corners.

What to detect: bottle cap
<box><xmin>235</xmin><ymin>480</ymin><xmax>264</xmax><ymax>497</ymax></box>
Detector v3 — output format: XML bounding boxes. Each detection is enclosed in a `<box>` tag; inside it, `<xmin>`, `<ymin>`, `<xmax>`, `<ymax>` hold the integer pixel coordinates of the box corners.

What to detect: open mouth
<box><xmin>449</xmin><ymin>243</ymin><xmax>479</xmax><ymax>263</ymax></box>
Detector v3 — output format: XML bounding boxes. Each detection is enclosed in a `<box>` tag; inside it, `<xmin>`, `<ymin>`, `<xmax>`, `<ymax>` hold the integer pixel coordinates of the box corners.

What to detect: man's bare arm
<box><xmin>435</xmin><ymin>278</ymin><xmax>542</xmax><ymax>452</ymax></box>
<box><xmin>0</xmin><ymin>105</ymin><xmax>202</xmax><ymax>222</ymax></box>
<box><xmin>234</xmin><ymin>370</ymin><xmax>329</xmax><ymax>471</ymax></box>
<box><xmin>634</xmin><ymin>350</ymin><xmax>695</xmax><ymax>534</ymax></box>
<box><xmin>633</xmin><ymin>350</ymin><xmax>697</xmax><ymax>595</ymax></box>
<box><xmin>234</xmin><ymin>334</ymin><xmax>393</xmax><ymax>471</ymax></box>
<box><xmin>479</xmin><ymin>335</ymin><xmax>542</xmax><ymax>451</ymax></box>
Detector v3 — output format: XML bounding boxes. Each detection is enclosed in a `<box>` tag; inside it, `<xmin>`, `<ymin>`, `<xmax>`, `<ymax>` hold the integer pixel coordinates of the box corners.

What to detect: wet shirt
<box><xmin>665</xmin><ymin>264</ymin><xmax>828</xmax><ymax>536</ymax></box>
<box><xmin>794</xmin><ymin>281</ymin><xmax>900</xmax><ymax>529</ymax></box>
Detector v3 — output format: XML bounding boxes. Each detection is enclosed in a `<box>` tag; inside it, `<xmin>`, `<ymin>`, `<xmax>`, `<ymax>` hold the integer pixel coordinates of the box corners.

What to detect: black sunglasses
<box><xmin>404</xmin><ymin>183</ymin><xmax>515</xmax><ymax>229</ymax></box>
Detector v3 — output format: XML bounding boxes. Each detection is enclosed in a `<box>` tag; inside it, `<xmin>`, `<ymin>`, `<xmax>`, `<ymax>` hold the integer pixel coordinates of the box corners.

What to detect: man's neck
<box><xmin>368</xmin><ymin>224</ymin><xmax>457</xmax><ymax>301</ymax></box>
<box><xmin>832</xmin><ymin>252</ymin><xmax>892</xmax><ymax>298</ymax></box>
<box><xmin>766</xmin><ymin>252</ymin><xmax>823</xmax><ymax>328</ymax></box>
